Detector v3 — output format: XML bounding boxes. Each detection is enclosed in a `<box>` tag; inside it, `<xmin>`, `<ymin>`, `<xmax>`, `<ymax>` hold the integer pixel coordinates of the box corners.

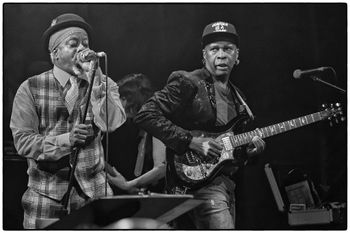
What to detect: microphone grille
<box><xmin>293</xmin><ymin>69</ymin><xmax>302</xmax><ymax>79</ymax></box>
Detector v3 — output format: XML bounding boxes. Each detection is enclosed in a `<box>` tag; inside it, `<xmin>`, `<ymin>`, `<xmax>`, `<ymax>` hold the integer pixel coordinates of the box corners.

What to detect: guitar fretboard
<box><xmin>229</xmin><ymin>111</ymin><xmax>327</xmax><ymax>147</ymax></box>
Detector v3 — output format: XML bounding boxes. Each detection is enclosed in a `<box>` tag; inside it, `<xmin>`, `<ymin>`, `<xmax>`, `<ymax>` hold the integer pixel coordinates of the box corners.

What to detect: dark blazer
<box><xmin>134</xmin><ymin>67</ymin><xmax>250</xmax><ymax>155</ymax></box>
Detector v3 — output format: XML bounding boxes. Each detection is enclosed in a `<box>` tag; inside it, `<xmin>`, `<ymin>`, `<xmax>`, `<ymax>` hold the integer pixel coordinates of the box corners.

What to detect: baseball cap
<box><xmin>202</xmin><ymin>21</ymin><xmax>239</xmax><ymax>48</ymax></box>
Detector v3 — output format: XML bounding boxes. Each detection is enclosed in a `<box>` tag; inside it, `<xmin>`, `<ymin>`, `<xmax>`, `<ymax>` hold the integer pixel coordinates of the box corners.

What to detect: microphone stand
<box><xmin>310</xmin><ymin>75</ymin><xmax>346</xmax><ymax>94</ymax></box>
<box><xmin>61</xmin><ymin>59</ymin><xmax>99</xmax><ymax>216</ymax></box>
<box><xmin>102</xmin><ymin>54</ymin><xmax>109</xmax><ymax>197</ymax></box>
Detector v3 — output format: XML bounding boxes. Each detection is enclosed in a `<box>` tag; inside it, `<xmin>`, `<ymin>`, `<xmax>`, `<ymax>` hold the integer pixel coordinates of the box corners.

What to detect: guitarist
<box><xmin>134</xmin><ymin>21</ymin><xmax>265</xmax><ymax>229</ymax></box>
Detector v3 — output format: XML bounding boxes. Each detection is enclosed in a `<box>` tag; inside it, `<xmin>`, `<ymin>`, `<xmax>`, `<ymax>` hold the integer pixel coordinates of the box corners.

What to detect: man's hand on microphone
<box><xmin>73</xmin><ymin>48</ymin><xmax>107</xmax><ymax>100</ymax></box>
<box><xmin>73</xmin><ymin>48</ymin><xmax>100</xmax><ymax>77</ymax></box>
<box><xmin>72</xmin><ymin>49</ymin><xmax>91</xmax><ymax>76</ymax></box>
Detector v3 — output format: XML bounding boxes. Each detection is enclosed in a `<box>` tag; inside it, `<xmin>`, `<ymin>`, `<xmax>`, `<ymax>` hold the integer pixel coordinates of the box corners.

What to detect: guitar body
<box><xmin>168</xmin><ymin>103</ymin><xmax>344</xmax><ymax>190</ymax></box>
<box><xmin>170</xmin><ymin>116</ymin><xmax>249</xmax><ymax>190</ymax></box>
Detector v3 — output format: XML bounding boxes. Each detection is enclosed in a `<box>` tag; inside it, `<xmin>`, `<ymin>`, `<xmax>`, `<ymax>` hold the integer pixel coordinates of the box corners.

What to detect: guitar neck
<box><xmin>230</xmin><ymin>111</ymin><xmax>327</xmax><ymax>147</ymax></box>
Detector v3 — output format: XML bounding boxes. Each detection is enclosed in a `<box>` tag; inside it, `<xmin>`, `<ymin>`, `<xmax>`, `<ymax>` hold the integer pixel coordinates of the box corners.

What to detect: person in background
<box><xmin>134</xmin><ymin>21</ymin><xmax>265</xmax><ymax>229</ymax></box>
<box><xmin>10</xmin><ymin>13</ymin><xmax>126</xmax><ymax>229</ymax></box>
<box><xmin>106</xmin><ymin>73</ymin><xmax>166</xmax><ymax>194</ymax></box>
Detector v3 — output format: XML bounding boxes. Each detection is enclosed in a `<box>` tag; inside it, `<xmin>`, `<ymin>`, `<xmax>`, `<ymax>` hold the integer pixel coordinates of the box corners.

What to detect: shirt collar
<box><xmin>53</xmin><ymin>65</ymin><xmax>72</xmax><ymax>87</ymax></box>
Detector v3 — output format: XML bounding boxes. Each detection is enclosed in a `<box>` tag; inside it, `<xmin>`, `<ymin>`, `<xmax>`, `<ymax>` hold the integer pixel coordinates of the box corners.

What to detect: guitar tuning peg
<box><xmin>335</xmin><ymin>103</ymin><xmax>341</xmax><ymax>107</ymax></box>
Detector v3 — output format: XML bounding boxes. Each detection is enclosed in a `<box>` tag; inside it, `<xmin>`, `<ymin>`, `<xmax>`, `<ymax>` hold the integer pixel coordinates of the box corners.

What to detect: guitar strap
<box><xmin>232</xmin><ymin>85</ymin><xmax>255</xmax><ymax>120</ymax></box>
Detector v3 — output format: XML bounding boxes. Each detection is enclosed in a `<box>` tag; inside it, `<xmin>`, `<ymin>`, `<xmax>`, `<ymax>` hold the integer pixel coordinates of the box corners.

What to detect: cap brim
<box><xmin>202</xmin><ymin>32</ymin><xmax>239</xmax><ymax>48</ymax></box>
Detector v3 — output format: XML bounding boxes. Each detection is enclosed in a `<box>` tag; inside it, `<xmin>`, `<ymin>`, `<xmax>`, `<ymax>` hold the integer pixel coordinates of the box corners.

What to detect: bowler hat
<box><xmin>42</xmin><ymin>13</ymin><xmax>93</xmax><ymax>51</ymax></box>
<box><xmin>202</xmin><ymin>21</ymin><xmax>239</xmax><ymax>48</ymax></box>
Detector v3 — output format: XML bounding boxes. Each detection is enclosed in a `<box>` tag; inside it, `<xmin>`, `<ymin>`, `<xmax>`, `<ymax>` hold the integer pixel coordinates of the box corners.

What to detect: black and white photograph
<box><xmin>3</xmin><ymin>3</ymin><xmax>347</xmax><ymax>230</ymax></box>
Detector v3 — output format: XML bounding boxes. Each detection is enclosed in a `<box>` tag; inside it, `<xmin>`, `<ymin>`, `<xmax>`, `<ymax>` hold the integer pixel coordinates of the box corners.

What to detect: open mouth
<box><xmin>216</xmin><ymin>64</ymin><xmax>229</xmax><ymax>70</ymax></box>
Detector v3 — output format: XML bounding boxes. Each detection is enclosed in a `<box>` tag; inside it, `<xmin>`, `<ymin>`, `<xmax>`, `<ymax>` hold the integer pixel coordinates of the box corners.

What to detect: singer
<box><xmin>10</xmin><ymin>13</ymin><xmax>126</xmax><ymax>229</ymax></box>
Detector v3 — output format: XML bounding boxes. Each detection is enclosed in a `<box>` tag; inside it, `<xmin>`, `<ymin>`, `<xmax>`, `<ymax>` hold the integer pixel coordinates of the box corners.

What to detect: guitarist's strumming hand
<box><xmin>189</xmin><ymin>136</ymin><xmax>223</xmax><ymax>159</ymax></box>
<box><xmin>246</xmin><ymin>129</ymin><xmax>266</xmax><ymax>156</ymax></box>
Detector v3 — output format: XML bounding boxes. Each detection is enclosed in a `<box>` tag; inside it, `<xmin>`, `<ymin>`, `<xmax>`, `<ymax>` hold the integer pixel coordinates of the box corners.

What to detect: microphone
<box><xmin>293</xmin><ymin>67</ymin><xmax>330</xmax><ymax>79</ymax></box>
<box><xmin>77</xmin><ymin>50</ymin><xmax>106</xmax><ymax>62</ymax></box>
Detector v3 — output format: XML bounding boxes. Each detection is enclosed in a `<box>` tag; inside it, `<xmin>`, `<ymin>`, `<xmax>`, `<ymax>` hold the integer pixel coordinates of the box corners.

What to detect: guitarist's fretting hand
<box><xmin>189</xmin><ymin>136</ymin><xmax>223</xmax><ymax>159</ymax></box>
<box><xmin>246</xmin><ymin>135</ymin><xmax>266</xmax><ymax>156</ymax></box>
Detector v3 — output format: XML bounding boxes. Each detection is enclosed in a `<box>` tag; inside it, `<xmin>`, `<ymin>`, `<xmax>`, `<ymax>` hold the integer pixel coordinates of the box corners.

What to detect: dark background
<box><xmin>3</xmin><ymin>3</ymin><xmax>347</xmax><ymax>230</ymax></box>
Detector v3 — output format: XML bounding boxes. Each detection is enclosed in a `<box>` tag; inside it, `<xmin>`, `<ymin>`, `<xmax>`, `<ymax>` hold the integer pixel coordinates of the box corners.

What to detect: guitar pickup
<box><xmin>222</xmin><ymin>137</ymin><xmax>233</xmax><ymax>151</ymax></box>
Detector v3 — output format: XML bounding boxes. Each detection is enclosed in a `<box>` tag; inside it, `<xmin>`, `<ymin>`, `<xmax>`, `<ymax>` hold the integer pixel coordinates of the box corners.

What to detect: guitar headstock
<box><xmin>321</xmin><ymin>103</ymin><xmax>345</xmax><ymax>126</ymax></box>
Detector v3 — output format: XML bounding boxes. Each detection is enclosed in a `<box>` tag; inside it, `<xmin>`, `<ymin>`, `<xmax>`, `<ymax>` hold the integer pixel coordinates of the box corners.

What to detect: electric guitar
<box><xmin>171</xmin><ymin>103</ymin><xmax>344</xmax><ymax>189</ymax></box>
